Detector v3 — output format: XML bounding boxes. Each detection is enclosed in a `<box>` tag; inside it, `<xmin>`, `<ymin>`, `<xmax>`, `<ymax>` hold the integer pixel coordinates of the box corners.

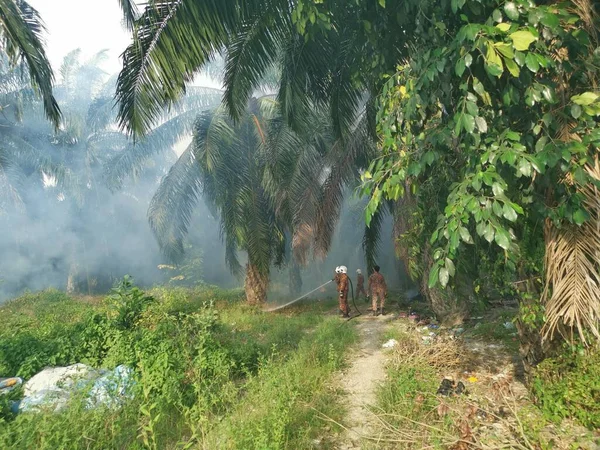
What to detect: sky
<box><xmin>29</xmin><ymin>0</ymin><xmax>131</xmax><ymax>76</ymax></box>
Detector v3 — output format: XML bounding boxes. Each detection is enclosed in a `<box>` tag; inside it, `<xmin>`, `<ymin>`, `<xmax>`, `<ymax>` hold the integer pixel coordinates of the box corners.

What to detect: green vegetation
<box><xmin>0</xmin><ymin>282</ymin><xmax>356</xmax><ymax>449</ymax></box>
<box><xmin>532</xmin><ymin>348</ymin><xmax>600</xmax><ymax>429</ymax></box>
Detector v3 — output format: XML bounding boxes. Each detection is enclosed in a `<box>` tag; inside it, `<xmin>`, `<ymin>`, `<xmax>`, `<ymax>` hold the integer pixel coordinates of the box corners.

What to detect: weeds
<box><xmin>0</xmin><ymin>280</ymin><xmax>355</xmax><ymax>449</ymax></box>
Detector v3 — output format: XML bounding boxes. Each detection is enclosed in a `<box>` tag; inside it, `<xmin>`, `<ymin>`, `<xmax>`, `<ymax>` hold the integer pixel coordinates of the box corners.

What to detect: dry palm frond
<box><xmin>542</xmin><ymin>158</ymin><xmax>600</xmax><ymax>345</ymax></box>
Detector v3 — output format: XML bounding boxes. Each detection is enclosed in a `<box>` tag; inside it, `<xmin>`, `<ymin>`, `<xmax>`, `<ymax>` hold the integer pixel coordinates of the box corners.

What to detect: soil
<box><xmin>337</xmin><ymin>313</ymin><xmax>399</xmax><ymax>449</ymax></box>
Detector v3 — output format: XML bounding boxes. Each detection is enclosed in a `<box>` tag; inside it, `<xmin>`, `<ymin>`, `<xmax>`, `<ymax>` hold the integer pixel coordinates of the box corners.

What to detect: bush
<box><xmin>0</xmin><ymin>282</ymin><xmax>351</xmax><ymax>449</ymax></box>
<box><xmin>532</xmin><ymin>348</ymin><xmax>600</xmax><ymax>430</ymax></box>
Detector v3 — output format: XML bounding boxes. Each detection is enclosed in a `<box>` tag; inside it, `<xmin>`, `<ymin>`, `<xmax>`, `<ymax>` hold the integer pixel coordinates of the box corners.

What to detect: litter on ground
<box><xmin>382</xmin><ymin>339</ymin><xmax>398</xmax><ymax>348</ymax></box>
<box><xmin>12</xmin><ymin>363</ymin><xmax>134</xmax><ymax>413</ymax></box>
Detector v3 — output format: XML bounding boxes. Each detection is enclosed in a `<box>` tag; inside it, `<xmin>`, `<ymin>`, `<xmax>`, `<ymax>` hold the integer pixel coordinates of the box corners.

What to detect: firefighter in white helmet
<box><xmin>337</xmin><ymin>266</ymin><xmax>350</xmax><ymax>317</ymax></box>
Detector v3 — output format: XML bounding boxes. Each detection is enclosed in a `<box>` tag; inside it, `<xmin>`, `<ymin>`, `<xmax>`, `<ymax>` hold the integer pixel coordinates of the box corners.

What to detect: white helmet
<box><xmin>340</xmin><ymin>266</ymin><xmax>348</xmax><ymax>274</ymax></box>
<box><xmin>335</xmin><ymin>266</ymin><xmax>341</xmax><ymax>273</ymax></box>
<box><xmin>356</xmin><ymin>269</ymin><xmax>362</xmax><ymax>274</ymax></box>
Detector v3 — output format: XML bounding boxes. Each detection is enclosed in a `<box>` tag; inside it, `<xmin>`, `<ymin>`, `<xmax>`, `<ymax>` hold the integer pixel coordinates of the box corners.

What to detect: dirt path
<box><xmin>337</xmin><ymin>314</ymin><xmax>398</xmax><ymax>449</ymax></box>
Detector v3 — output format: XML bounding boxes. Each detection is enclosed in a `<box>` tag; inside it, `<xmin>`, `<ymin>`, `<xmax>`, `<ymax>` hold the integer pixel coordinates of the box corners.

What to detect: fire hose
<box><xmin>264</xmin><ymin>277</ymin><xmax>362</xmax><ymax>321</ymax></box>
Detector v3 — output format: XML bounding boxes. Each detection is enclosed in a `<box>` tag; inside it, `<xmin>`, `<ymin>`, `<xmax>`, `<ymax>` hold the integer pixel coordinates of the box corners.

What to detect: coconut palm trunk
<box><xmin>244</xmin><ymin>262</ymin><xmax>269</xmax><ymax>305</ymax></box>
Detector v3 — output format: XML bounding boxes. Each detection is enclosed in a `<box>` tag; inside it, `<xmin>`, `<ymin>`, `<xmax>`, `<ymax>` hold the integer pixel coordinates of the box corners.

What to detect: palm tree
<box><xmin>113</xmin><ymin>0</ymin><xmax>395</xmax><ymax>142</ymax></box>
<box><xmin>0</xmin><ymin>0</ymin><xmax>61</xmax><ymax>126</ymax></box>
<box><xmin>144</xmin><ymin>95</ymin><xmax>376</xmax><ymax>304</ymax></box>
<box><xmin>148</xmin><ymin>99</ymin><xmax>287</xmax><ymax>304</ymax></box>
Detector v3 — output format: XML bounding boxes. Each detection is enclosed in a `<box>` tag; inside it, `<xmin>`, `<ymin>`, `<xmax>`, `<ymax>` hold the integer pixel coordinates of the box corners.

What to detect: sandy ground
<box><xmin>337</xmin><ymin>314</ymin><xmax>398</xmax><ymax>449</ymax></box>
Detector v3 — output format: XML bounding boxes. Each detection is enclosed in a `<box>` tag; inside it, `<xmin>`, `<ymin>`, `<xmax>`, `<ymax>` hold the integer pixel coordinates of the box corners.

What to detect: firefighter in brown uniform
<box><xmin>368</xmin><ymin>265</ymin><xmax>387</xmax><ymax>316</ymax></box>
<box><xmin>337</xmin><ymin>266</ymin><xmax>350</xmax><ymax>318</ymax></box>
<box><xmin>356</xmin><ymin>269</ymin><xmax>367</xmax><ymax>302</ymax></box>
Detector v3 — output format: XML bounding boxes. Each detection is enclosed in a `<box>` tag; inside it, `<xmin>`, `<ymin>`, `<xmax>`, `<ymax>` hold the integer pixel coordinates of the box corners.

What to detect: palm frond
<box><xmin>118</xmin><ymin>0</ymin><xmax>139</xmax><ymax>30</ymax></box>
<box><xmin>148</xmin><ymin>143</ymin><xmax>202</xmax><ymax>262</ymax></box>
<box><xmin>313</xmin><ymin>111</ymin><xmax>375</xmax><ymax>257</ymax></box>
<box><xmin>0</xmin><ymin>0</ymin><xmax>61</xmax><ymax>126</ymax></box>
<box><xmin>116</xmin><ymin>0</ymin><xmax>242</xmax><ymax>137</ymax></box>
<box><xmin>222</xmin><ymin>5</ymin><xmax>287</xmax><ymax>121</ymax></box>
<box><xmin>542</xmin><ymin>158</ymin><xmax>600</xmax><ymax>345</ymax></box>
<box><xmin>363</xmin><ymin>201</ymin><xmax>388</xmax><ymax>275</ymax></box>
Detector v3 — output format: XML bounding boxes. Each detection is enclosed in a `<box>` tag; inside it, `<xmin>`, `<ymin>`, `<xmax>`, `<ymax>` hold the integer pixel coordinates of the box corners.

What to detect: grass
<box><xmin>372</xmin><ymin>322</ymin><xmax>600</xmax><ymax>450</ymax></box>
<box><xmin>0</xmin><ymin>283</ymin><xmax>357</xmax><ymax>449</ymax></box>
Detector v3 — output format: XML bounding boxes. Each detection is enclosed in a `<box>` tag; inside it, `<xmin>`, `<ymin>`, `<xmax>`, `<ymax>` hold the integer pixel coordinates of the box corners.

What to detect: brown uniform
<box><xmin>356</xmin><ymin>273</ymin><xmax>367</xmax><ymax>299</ymax></box>
<box><xmin>338</xmin><ymin>273</ymin><xmax>350</xmax><ymax>315</ymax></box>
<box><xmin>368</xmin><ymin>272</ymin><xmax>387</xmax><ymax>311</ymax></box>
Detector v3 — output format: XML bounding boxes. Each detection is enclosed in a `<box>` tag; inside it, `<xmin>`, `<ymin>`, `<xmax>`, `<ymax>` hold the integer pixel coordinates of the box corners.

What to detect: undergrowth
<box><xmin>0</xmin><ymin>280</ymin><xmax>355</xmax><ymax>449</ymax></box>
<box><xmin>373</xmin><ymin>326</ymin><xmax>599</xmax><ymax>449</ymax></box>
<box><xmin>532</xmin><ymin>347</ymin><xmax>600</xmax><ymax>430</ymax></box>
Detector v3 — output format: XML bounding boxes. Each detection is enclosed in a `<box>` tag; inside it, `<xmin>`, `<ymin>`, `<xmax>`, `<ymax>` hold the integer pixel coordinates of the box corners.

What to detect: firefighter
<box><xmin>368</xmin><ymin>265</ymin><xmax>387</xmax><ymax>316</ymax></box>
<box><xmin>356</xmin><ymin>269</ymin><xmax>368</xmax><ymax>303</ymax></box>
<box><xmin>338</xmin><ymin>266</ymin><xmax>350</xmax><ymax>318</ymax></box>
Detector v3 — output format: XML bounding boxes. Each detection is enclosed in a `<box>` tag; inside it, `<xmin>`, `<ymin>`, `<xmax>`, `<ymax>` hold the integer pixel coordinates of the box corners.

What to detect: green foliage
<box><xmin>0</xmin><ymin>285</ymin><xmax>353</xmax><ymax>449</ymax></box>
<box><xmin>363</xmin><ymin>0</ymin><xmax>600</xmax><ymax>290</ymax></box>
<box><xmin>532</xmin><ymin>348</ymin><xmax>600</xmax><ymax>430</ymax></box>
<box><xmin>105</xmin><ymin>276</ymin><xmax>155</xmax><ymax>330</ymax></box>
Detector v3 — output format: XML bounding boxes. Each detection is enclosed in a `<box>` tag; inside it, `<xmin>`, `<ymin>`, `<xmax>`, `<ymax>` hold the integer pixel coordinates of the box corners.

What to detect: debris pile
<box><xmin>7</xmin><ymin>363</ymin><xmax>134</xmax><ymax>413</ymax></box>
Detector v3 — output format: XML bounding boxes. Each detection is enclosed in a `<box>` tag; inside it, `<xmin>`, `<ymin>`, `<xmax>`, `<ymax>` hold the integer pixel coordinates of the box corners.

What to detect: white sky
<box><xmin>29</xmin><ymin>0</ymin><xmax>131</xmax><ymax>76</ymax></box>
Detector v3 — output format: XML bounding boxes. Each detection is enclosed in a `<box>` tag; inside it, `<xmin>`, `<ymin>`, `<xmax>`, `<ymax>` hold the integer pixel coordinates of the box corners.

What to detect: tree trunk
<box><xmin>420</xmin><ymin>245</ymin><xmax>468</xmax><ymax>326</ymax></box>
<box><xmin>244</xmin><ymin>263</ymin><xmax>269</xmax><ymax>305</ymax></box>
<box><xmin>66</xmin><ymin>261</ymin><xmax>79</xmax><ymax>294</ymax></box>
<box><xmin>289</xmin><ymin>263</ymin><xmax>302</xmax><ymax>297</ymax></box>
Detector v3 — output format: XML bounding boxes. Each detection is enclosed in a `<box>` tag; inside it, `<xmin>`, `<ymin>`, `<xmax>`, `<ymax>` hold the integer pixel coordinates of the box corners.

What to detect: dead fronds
<box><xmin>389</xmin><ymin>332</ymin><xmax>467</xmax><ymax>372</ymax></box>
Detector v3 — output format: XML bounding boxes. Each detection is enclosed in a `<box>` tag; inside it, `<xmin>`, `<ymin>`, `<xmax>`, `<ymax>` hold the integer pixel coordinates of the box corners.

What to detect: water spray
<box><xmin>264</xmin><ymin>280</ymin><xmax>333</xmax><ymax>312</ymax></box>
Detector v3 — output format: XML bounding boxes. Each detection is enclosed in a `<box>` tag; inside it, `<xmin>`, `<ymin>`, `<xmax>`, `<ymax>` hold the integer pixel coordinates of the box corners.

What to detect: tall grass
<box><xmin>0</xmin><ymin>283</ymin><xmax>356</xmax><ymax>449</ymax></box>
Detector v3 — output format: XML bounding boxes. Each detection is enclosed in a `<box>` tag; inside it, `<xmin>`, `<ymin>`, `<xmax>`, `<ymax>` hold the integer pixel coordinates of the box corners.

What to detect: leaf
<box><xmin>462</xmin><ymin>113</ymin><xmax>476</xmax><ymax>133</ymax></box>
<box><xmin>571</xmin><ymin>104</ymin><xmax>582</xmax><ymax>119</ymax></box>
<box><xmin>466</xmin><ymin>101</ymin><xmax>479</xmax><ymax>116</ymax></box>
<box><xmin>504</xmin><ymin>58</ymin><xmax>520</xmax><ymax>77</ymax></box>
<box><xmin>540</xmin><ymin>12</ymin><xmax>559</xmax><ymax>29</ymax></box>
<box><xmin>451</xmin><ymin>0</ymin><xmax>458</xmax><ymax>13</ymax></box>
<box><xmin>495</xmin><ymin>43</ymin><xmax>514</xmax><ymax>58</ymax></box>
<box><xmin>475</xmin><ymin>116</ymin><xmax>488</xmax><ymax>133</ymax></box>
<box><xmin>510</xmin><ymin>31</ymin><xmax>537</xmax><ymax>51</ymax></box>
<box><xmin>492</xmin><ymin>9</ymin><xmax>502</xmax><ymax>23</ymax></box>
<box><xmin>525</xmin><ymin>53</ymin><xmax>540</xmax><ymax>72</ymax></box>
<box><xmin>504</xmin><ymin>2</ymin><xmax>519</xmax><ymax>20</ymax></box>
<box><xmin>518</xmin><ymin>159</ymin><xmax>532</xmax><ymax>177</ymax></box>
<box><xmin>455</xmin><ymin>58</ymin><xmax>466</xmax><ymax>77</ymax></box>
<box><xmin>428</xmin><ymin>265</ymin><xmax>440</xmax><ymax>288</ymax></box>
<box><xmin>378</xmin><ymin>0</ymin><xmax>386</xmax><ymax>7</ymax></box>
<box><xmin>484</xmin><ymin>223</ymin><xmax>495</xmax><ymax>243</ymax></box>
<box><xmin>465</xmin><ymin>53</ymin><xmax>473</xmax><ymax>67</ymax></box>
<box><xmin>503</xmin><ymin>203</ymin><xmax>518</xmax><ymax>222</ymax></box>
<box><xmin>445</xmin><ymin>258</ymin><xmax>456</xmax><ymax>277</ymax></box>
<box><xmin>573</xmin><ymin>208</ymin><xmax>589</xmax><ymax>225</ymax></box>
<box><xmin>460</xmin><ymin>226</ymin><xmax>473</xmax><ymax>243</ymax></box>
<box><xmin>495</xmin><ymin>228</ymin><xmax>510</xmax><ymax>250</ymax></box>
<box><xmin>493</xmin><ymin>200</ymin><xmax>503</xmax><ymax>216</ymax></box>
<box><xmin>439</xmin><ymin>267</ymin><xmax>450</xmax><ymax>287</ymax></box>
<box><xmin>496</xmin><ymin>23</ymin><xmax>511</xmax><ymax>32</ymax></box>
<box><xmin>492</xmin><ymin>182</ymin><xmax>504</xmax><ymax>196</ymax></box>
<box><xmin>572</xmin><ymin>92</ymin><xmax>599</xmax><ymax>106</ymax></box>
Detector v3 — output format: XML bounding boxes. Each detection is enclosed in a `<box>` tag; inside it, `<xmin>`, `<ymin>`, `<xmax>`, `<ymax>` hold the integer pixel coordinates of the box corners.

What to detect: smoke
<box><xmin>0</xmin><ymin>49</ymin><xmax>407</xmax><ymax>304</ymax></box>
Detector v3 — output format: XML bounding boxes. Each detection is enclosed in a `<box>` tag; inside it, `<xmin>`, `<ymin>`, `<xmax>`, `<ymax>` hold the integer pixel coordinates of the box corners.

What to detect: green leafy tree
<box><xmin>363</xmin><ymin>0</ymin><xmax>600</xmax><ymax>348</ymax></box>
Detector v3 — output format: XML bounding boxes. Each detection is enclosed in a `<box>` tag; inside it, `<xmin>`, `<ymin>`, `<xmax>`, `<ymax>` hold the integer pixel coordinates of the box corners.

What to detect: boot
<box><xmin>372</xmin><ymin>309</ymin><xmax>378</xmax><ymax>317</ymax></box>
<box><xmin>380</xmin><ymin>308</ymin><xmax>386</xmax><ymax>316</ymax></box>
<box><xmin>343</xmin><ymin>312</ymin><xmax>350</xmax><ymax>319</ymax></box>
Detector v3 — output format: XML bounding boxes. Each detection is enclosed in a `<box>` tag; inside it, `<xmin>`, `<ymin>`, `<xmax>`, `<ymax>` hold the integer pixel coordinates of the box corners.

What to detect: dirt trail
<box><xmin>337</xmin><ymin>314</ymin><xmax>398</xmax><ymax>449</ymax></box>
